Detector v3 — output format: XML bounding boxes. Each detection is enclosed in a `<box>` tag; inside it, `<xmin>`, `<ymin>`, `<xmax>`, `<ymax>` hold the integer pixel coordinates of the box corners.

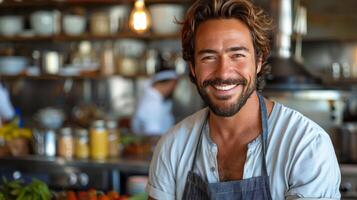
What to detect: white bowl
<box><xmin>114</xmin><ymin>39</ymin><xmax>146</xmax><ymax>57</ymax></box>
<box><xmin>30</xmin><ymin>11</ymin><xmax>58</xmax><ymax>36</ymax></box>
<box><xmin>0</xmin><ymin>56</ymin><xmax>27</xmax><ymax>75</ymax></box>
<box><xmin>36</xmin><ymin>108</ymin><xmax>65</xmax><ymax>130</ymax></box>
<box><xmin>63</xmin><ymin>14</ymin><xmax>86</xmax><ymax>36</ymax></box>
<box><xmin>149</xmin><ymin>4</ymin><xmax>184</xmax><ymax>34</ymax></box>
<box><xmin>0</xmin><ymin>16</ymin><xmax>23</xmax><ymax>36</ymax></box>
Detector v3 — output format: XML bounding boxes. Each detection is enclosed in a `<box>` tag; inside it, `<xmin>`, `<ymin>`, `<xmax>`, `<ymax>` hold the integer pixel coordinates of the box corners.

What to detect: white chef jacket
<box><xmin>146</xmin><ymin>102</ymin><xmax>341</xmax><ymax>199</ymax></box>
<box><xmin>131</xmin><ymin>86</ymin><xmax>175</xmax><ymax>135</ymax></box>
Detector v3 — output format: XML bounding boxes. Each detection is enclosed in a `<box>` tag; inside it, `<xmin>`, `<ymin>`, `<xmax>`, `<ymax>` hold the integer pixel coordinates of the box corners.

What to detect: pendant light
<box><xmin>129</xmin><ymin>0</ymin><xmax>151</xmax><ymax>34</ymax></box>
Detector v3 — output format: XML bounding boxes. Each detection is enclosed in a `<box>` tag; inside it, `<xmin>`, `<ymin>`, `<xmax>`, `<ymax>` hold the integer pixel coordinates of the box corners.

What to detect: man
<box><xmin>131</xmin><ymin>69</ymin><xmax>178</xmax><ymax>135</ymax></box>
<box><xmin>146</xmin><ymin>0</ymin><xmax>341</xmax><ymax>199</ymax></box>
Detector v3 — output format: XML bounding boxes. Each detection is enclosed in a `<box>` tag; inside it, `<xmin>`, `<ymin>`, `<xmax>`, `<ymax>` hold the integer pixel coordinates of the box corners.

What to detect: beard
<box><xmin>195</xmin><ymin>76</ymin><xmax>256</xmax><ymax>117</ymax></box>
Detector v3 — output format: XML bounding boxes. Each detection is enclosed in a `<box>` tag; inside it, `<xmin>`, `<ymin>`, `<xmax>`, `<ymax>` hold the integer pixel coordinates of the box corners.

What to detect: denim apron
<box><xmin>182</xmin><ymin>94</ymin><xmax>272</xmax><ymax>200</ymax></box>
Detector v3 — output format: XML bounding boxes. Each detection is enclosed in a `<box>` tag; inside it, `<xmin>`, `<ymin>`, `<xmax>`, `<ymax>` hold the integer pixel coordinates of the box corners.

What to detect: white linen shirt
<box><xmin>146</xmin><ymin>102</ymin><xmax>341</xmax><ymax>199</ymax></box>
<box><xmin>131</xmin><ymin>86</ymin><xmax>175</xmax><ymax>135</ymax></box>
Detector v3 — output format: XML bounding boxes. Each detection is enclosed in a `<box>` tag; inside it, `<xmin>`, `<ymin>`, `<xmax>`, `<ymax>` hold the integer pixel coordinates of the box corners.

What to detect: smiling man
<box><xmin>146</xmin><ymin>0</ymin><xmax>341</xmax><ymax>199</ymax></box>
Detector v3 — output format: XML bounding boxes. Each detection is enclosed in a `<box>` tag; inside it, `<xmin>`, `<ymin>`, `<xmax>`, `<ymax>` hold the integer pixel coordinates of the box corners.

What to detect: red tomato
<box><xmin>98</xmin><ymin>194</ymin><xmax>110</xmax><ymax>200</ymax></box>
<box><xmin>88</xmin><ymin>189</ymin><xmax>97</xmax><ymax>200</ymax></box>
<box><xmin>107</xmin><ymin>191</ymin><xmax>120</xmax><ymax>200</ymax></box>
<box><xmin>67</xmin><ymin>191</ymin><xmax>78</xmax><ymax>200</ymax></box>
<box><xmin>78</xmin><ymin>191</ymin><xmax>89</xmax><ymax>200</ymax></box>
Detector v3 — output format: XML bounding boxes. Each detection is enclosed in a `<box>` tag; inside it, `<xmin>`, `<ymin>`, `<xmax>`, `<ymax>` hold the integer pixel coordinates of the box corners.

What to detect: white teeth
<box><xmin>213</xmin><ymin>84</ymin><xmax>237</xmax><ymax>91</ymax></box>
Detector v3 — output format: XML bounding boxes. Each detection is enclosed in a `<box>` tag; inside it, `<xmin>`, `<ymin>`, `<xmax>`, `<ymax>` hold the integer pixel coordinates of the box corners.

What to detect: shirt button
<box><xmin>210</xmin><ymin>167</ymin><xmax>215</xmax><ymax>172</ymax></box>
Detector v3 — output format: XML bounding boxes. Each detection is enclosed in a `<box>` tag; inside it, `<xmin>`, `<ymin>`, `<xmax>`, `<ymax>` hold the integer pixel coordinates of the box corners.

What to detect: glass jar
<box><xmin>90</xmin><ymin>120</ymin><xmax>108</xmax><ymax>160</ymax></box>
<box><xmin>74</xmin><ymin>128</ymin><xmax>89</xmax><ymax>159</ymax></box>
<box><xmin>90</xmin><ymin>12</ymin><xmax>110</xmax><ymax>36</ymax></box>
<box><xmin>58</xmin><ymin>127</ymin><xmax>74</xmax><ymax>158</ymax></box>
<box><xmin>107</xmin><ymin>120</ymin><xmax>120</xmax><ymax>158</ymax></box>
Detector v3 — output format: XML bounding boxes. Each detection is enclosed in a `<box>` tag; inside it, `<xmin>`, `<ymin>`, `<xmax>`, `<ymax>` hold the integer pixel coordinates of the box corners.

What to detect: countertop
<box><xmin>0</xmin><ymin>155</ymin><xmax>150</xmax><ymax>174</ymax></box>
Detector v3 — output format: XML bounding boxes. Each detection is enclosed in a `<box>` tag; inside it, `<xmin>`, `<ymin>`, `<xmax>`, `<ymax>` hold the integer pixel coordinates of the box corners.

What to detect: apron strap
<box><xmin>190</xmin><ymin>111</ymin><xmax>209</xmax><ymax>172</ymax></box>
<box><xmin>258</xmin><ymin>93</ymin><xmax>269</xmax><ymax>177</ymax></box>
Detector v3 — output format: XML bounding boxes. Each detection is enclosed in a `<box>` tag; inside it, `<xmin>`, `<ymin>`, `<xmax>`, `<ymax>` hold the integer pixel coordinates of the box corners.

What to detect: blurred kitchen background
<box><xmin>0</xmin><ymin>0</ymin><xmax>357</xmax><ymax>199</ymax></box>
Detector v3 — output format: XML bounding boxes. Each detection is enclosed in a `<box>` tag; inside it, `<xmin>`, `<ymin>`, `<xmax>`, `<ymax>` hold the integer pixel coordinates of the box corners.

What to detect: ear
<box><xmin>256</xmin><ymin>57</ymin><xmax>263</xmax><ymax>74</ymax></box>
<box><xmin>189</xmin><ymin>62</ymin><xmax>196</xmax><ymax>78</ymax></box>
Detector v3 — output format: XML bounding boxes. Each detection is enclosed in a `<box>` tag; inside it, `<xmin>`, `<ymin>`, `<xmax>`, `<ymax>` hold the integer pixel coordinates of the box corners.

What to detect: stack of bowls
<box><xmin>30</xmin><ymin>11</ymin><xmax>60</xmax><ymax>36</ymax></box>
<box><xmin>148</xmin><ymin>4</ymin><xmax>184</xmax><ymax>34</ymax></box>
<box><xmin>63</xmin><ymin>14</ymin><xmax>86</xmax><ymax>36</ymax></box>
<box><xmin>0</xmin><ymin>56</ymin><xmax>27</xmax><ymax>75</ymax></box>
<box><xmin>0</xmin><ymin>16</ymin><xmax>24</xmax><ymax>36</ymax></box>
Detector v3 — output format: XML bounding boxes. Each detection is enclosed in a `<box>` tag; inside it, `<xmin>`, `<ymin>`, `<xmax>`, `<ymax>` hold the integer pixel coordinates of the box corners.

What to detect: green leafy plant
<box><xmin>0</xmin><ymin>177</ymin><xmax>51</xmax><ymax>200</ymax></box>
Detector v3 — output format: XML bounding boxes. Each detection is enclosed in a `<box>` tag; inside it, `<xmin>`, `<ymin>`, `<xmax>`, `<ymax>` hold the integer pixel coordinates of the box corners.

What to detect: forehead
<box><xmin>194</xmin><ymin>19</ymin><xmax>253</xmax><ymax>51</ymax></box>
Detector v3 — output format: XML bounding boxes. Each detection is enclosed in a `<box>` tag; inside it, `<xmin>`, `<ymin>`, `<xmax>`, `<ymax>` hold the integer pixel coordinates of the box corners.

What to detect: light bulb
<box><xmin>129</xmin><ymin>0</ymin><xmax>151</xmax><ymax>34</ymax></box>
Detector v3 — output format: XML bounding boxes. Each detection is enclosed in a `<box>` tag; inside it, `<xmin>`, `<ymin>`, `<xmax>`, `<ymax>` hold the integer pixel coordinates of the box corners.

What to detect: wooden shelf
<box><xmin>291</xmin><ymin>33</ymin><xmax>357</xmax><ymax>43</ymax></box>
<box><xmin>0</xmin><ymin>73</ymin><xmax>152</xmax><ymax>80</ymax></box>
<box><xmin>0</xmin><ymin>32</ymin><xmax>180</xmax><ymax>42</ymax></box>
<box><xmin>322</xmin><ymin>78</ymin><xmax>357</xmax><ymax>88</ymax></box>
<box><xmin>0</xmin><ymin>0</ymin><xmax>191</xmax><ymax>8</ymax></box>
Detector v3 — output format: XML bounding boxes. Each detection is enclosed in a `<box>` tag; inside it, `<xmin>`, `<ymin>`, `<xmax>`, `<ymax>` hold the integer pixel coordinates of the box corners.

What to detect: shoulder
<box><xmin>155</xmin><ymin>107</ymin><xmax>208</xmax><ymax>152</ymax></box>
<box><xmin>268</xmin><ymin>102</ymin><xmax>336</xmax><ymax>170</ymax></box>
<box><xmin>148</xmin><ymin>108</ymin><xmax>209</xmax><ymax>197</ymax></box>
<box><xmin>140</xmin><ymin>87</ymin><xmax>162</xmax><ymax>102</ymax></box>
<box><xmin>135</xmin><ymin>88</ymin><xmax>163</xmax><ymax>113</ymax></box>
<box><xmin>150</xmin><ymin>108</ymin><xmax>208</xmax><ymax>169</ymax></box>
<box><xmin>269</xmin><ymin>102</ymin><xmax>329</xmax><ymax>142</ymax></box>
<box><xmin>269</xmin><ymin>102</ymin><xmax>341</xmax><ymax>198</ymax></box>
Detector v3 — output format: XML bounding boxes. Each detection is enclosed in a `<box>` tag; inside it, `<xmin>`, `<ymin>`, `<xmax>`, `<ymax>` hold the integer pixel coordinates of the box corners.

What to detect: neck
<box><xmin>209</xmin><ymin>91</ymin><xmax>265</xmax><ymax>144</ymax></box>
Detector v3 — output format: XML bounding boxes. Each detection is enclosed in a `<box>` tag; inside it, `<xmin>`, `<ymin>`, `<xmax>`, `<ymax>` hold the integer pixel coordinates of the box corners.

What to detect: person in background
<box><xmin>131</xmin><ymin>69</ymin><xmax>178</xmax><ymax>135</ymax></box>
<box><xmin>0</xmin><ymin>83</ymin><xmax>15</xmax><ymax>125</ymax></box>
<box><xmin>147</xmin><ymin>0</ymin><xmax>340</xmax><ymax>199</ymax></box>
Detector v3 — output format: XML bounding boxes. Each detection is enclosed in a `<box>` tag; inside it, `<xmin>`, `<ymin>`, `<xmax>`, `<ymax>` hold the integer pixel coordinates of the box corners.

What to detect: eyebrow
<box><xmin>226</xmin><ymin>46</ymin><xmax>249</xmax><ymax>53</ymax></box>
<box><xmin>197</xmin><ymin>46</ymin><xmax>249</xmax><ymax>56</ymax></box>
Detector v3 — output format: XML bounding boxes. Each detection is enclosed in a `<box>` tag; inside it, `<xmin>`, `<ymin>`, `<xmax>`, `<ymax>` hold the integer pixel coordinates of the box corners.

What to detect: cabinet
<box><xmin>0</xmin><ymin>0</ymin><xmax>201</xmax><ymax>126</ymax></box>
<box><xmin>293</xmin><ymin>0</ymin><xmax>357</xmax><ymax>87</ymax></box>
<box><xmin>0</xmin><ymin>0</ymin><xmax>191</xmax><ymax>79</ymax></box>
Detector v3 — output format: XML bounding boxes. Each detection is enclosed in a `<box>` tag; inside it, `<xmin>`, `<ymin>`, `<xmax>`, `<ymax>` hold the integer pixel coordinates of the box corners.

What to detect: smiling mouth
<box><xmin>212</xmin><ymin>84</ymin><xmax>238</xmax><ymax>91</ymax></box>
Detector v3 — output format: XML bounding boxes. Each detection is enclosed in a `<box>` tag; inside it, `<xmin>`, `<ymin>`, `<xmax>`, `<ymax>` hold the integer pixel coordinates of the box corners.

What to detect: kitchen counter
<box><xmin>0</xmin><ymin>155</ymin><xmax>150</xmax><ymax>174</ymax></box>
<box><xmin>0</xmin><ymin>155</ymin><xmax>151</xmax><ymax>192</ymax></box>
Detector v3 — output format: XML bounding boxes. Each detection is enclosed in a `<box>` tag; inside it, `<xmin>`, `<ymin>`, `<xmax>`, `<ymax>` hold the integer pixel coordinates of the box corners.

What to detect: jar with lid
<box><xmin>74</xmin><ymin>128</ymin><xmax>89</xmax><ymax>159</ymax></box>
<box><xmin>90</xmin><ymin>120</ymin><xmax>108</xmax><ymax>160</ymax></box>
<box><xmin>106</xmin><ymin>120</ymin><xmax>121</xmax><ymax>158</ymax></box>
<box><xmin>58</xmin><ymin>127</ymin><xmax>74</xmax><ymax>158</ymax></box>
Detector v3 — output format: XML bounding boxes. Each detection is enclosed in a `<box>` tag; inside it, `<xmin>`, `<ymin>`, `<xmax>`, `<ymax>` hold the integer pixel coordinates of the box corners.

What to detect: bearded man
<box><xmin>146</xmin><ymin>0</ymin><xmax>341</xmax><ymax>199</ymax></box>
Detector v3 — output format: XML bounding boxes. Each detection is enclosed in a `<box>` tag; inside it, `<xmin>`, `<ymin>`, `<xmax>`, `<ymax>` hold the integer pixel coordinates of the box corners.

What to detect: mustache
<box><xmin>202</xmin><ymin>78</ymin><xmax>247</xmax><ymax>88</ymax></box>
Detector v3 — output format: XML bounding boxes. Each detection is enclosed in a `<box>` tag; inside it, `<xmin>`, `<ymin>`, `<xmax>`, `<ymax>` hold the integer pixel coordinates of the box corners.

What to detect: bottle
<box><xmin>106</xmin><ymin>120</ymin><xmax>120</xmax><ymax>158</ymax></box>
<box><xmin>90</xmin><ymin>120</ymin><xmax>108</xmax><ymax>160</ymax></box>
<box><xmin>101</xmin><ymin>42</ymin><xmax>115</xmax><ymax>76</ymax></box>
<box><xmin>58</xmin><ymin>127</ymin><xmax>74</xmax><ymax>158</ymax></box>
<box><xmin>44</xmin><ymin>129</ymin><xmax>56</xmax><ymax>157</ymax></box>
<box><xmin>74</xmin><ymin>128</ymin><xmax>89</xmax><ymax>159</ymax></box>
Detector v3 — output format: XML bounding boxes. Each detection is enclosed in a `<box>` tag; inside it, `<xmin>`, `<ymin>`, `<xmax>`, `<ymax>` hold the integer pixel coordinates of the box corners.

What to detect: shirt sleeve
<box><xmin>146</xmin><ymin>136</ymin><xmax>176</xmax><ymax>199</ymax></box>
<box><xmin>285</xmin><ymin>132</ymin><xmax>341</xmax><ymax>199</ymax></box>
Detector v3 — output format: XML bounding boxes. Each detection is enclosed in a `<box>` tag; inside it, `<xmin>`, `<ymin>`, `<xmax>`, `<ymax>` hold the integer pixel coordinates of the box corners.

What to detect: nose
<box><xmin>215</xmin><ymin>55</ymin><xmax>233</xmax><ymax>79</ymax></box>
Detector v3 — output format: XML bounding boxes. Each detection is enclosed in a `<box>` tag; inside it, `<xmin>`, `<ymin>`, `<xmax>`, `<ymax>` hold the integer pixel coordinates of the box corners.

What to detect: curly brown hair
<box><xmin>181</xmin><ymin>0</ymin><xmax>273</xmax><ymax>92</ymax></box>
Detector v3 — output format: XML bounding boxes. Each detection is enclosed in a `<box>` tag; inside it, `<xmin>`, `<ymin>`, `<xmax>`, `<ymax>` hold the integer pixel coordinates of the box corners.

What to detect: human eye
<box><xmin>200</xmin><ymin>55</ymin><xmax>216</xmax><ymax>62</ymax></box>
<box><xmin>231</xmin><ymin>53</ymin><xmax>245</xmax><ymax>59</ymax></box>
